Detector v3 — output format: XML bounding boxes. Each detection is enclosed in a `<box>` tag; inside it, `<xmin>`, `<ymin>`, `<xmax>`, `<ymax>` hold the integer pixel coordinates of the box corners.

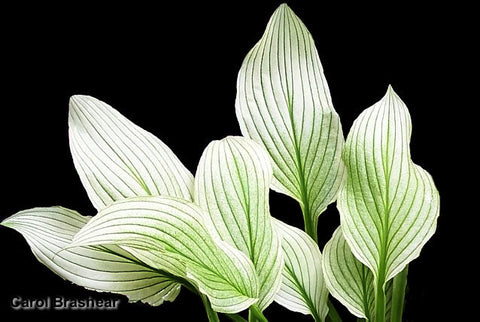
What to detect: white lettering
<box><xmin>11</xmin><ymin>296</ymin><xmax>22</xmax><ymax>310</ymax></box>
<box><xmin>11</xmin><ymin>296</ymin><xmax>120</xmax><ymax>310</ymax></box>
<box><xmin>11</xmin><ymin>296</ymin><xmax>51</xmax><ymax>310</ymax></box>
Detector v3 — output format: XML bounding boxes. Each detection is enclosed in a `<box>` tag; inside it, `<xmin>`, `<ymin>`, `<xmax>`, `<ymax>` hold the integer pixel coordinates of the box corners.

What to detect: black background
<box><xmin>0</xmin><ymin>1</ymin><xmax>472</xmax><ymax>321</ymax></box>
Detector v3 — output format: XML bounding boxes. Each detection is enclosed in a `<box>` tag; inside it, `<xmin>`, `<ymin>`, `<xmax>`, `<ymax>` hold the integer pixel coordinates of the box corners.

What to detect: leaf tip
<box><xmin>386</xmin><ymin>84</ymin><xmax>397</xmax><ymax>95</ymax></box>
<box><xmin>68</xmin><ymin>94</ymin><xmax>100</xmax><ymax>114</ymax></box>
<box><xmin>69</xmin><ymin>94</ymin><xmax>86</xmax><ymax>108</ymax></box>
<box><xmin>1</xmin><ymin>213</ymin><xmax>20</xmax><ymax>230</ymax></box>
<box><xmin>68</xmin><ymin>95</ymin><xmax>84</xmax><ymax>119</ymax></box>
<box><xmin>0</xmin><ymin>217</ymin><xmax>12</xmax><ymax>229</ymax></box>
<box><xmin>385</xmin><ymin>84</ymin><xmax>403</xmax><ymax>103</ymax></box>
<box><xmin>274</xmin><ymin>3</ymin><xmax>294</xmax><ymax>16</ymax></box>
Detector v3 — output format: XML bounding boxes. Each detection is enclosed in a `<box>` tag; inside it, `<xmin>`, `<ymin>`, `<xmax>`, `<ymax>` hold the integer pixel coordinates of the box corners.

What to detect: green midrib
<box><xmin>285</xmin><ymin>265</ymin><xmax>322</xmax><ymax>322</ymax></box>
<box><xmin>375</xmin><ymin>110</ymin><xmax>393</xmax><ymax>322</ymax></box>
<box><xmin>286</xmin><ymin>93</ymin><xmax>316</xmax><ymax>242</ymax></box>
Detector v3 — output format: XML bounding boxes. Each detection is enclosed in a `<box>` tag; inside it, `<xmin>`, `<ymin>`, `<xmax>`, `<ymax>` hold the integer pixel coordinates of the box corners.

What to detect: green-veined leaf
<box><xmin>194</xmin><ymin>136</ymin><xmax>283</xmax><ymax>311</ymax></box>
<box><xmin>235</xmin><ymin>4</ymin><xmax>345</xmax><ymax>238</ymax></box>
<box><xmin>71</xmin><ymin>196</ymin><xmax>260</xmax><ymax>313</ymax></box>
<box><xmin>338</xmin><ymin>86</ymin><xmax>440</xmax><ymax>300</ymax></box>
<box><xmin>69</xmin><ymin>95</ymin><xmax>194</xmax><ymax>210</ymax></box>
<box><xmin>323</xmin><ymin>227</ymin><xmax>375</xmax><ymax>319</ymax></box>
<box><xmin>273</xmin><ymin>218</ymin><xmax>329</xmax><ymax>321</ymax></box>
<box><xmin>1</xmin><ymin>207</ymin><xmax>181</xmax><ymax>306</ymax></box>
<box><xmin>118</xmin><ymin>246</ymin><xmax>186</xmax><ymax>279</ymax></box>
<box><xmin>323</xmin><ymin>228</ymin><xmax>393</xmax><ymax>321</ymax></box>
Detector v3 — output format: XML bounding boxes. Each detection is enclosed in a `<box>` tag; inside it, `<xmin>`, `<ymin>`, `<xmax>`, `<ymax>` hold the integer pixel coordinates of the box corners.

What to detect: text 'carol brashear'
<box><xmin>11</xmin><ymin>296</ymin><xmax>120</xmax><ymax>310</ymax></box>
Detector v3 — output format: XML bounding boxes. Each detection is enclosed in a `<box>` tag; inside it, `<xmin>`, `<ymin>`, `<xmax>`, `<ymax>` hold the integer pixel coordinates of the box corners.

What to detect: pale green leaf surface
<box><xmin>194</xmin><ymin>136</ymin><xmax>283</xmax><ymax>311</ymax></box>
<box><xmin>323</xmin><ymin>228</ymin><xmax>375</xmax><ymax>319</ymax></box>
<box><xmin>69</xmin><ymin>95</ymin><xmax>194</xmax><ymax>210</ymax></box>
<box><xmin>338</xmin><ymin>86</ymin><xmax>440</xmax><ymax>287</ymax></box>
<box><xmin>1</xmin><ymin>207</ymin><xmax>181</xmax><ymax>306</ymax></box>
<box><xmin>273</xmin><ymin>219</ymin><xmax>329</xmax><ymax>321</ymax></box>
<box><xmin>323</xmin><ymin>228</ymin><xmax>393</xmax><ymax>320</ymax></box>
<box><xmin>235</xmin><ymin>4</ymin><xmax>345</xmax><ymax>230</ymax></box>
<box><xmin>119</xmin><ymin>246</ymin><xmax>186</xmax><ymax>279</ymax></box>
<box><xmin>71</xmin><ymin>196</ymin><xmax>259</xmax><ymax>313</ymax></box>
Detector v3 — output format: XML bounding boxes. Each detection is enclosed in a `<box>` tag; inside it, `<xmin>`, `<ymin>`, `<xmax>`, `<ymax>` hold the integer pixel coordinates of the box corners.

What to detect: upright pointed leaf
<box><xmin>235</xmin><ymin>4</ymin><xmax>345</xmax><ymax>238</ymax></box>
<box><xmin>69</xmin><ymin>95</ymin><xmax>194</xmax><ymax>210</ymax></box>
<box><xmin>71</xmin><ymin>196</ymin><xmax>259</xmax><ymax>313</ymax></box>
<box><xmin>273</xmin><ymin>219</ymin><xmax>329</xmax><ymax>321</ymax></box>
<box><xmin>338</xmin><ymin>87</ymin><xmax>440</xmax><ymax>304</ymax></box>
<box><xmin>194</xmin><ymin>136</ymin><xmax>283</xmax><ymax>311</ymax></box>
<box><xmin>1</xmin><ymin>207</ymin><xmax>181</xmax><ymax>306</ymax></box>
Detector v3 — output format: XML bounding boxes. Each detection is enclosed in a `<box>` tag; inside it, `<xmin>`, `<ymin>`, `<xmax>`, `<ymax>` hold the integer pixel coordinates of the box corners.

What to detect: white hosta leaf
<box><xmin>1</xmin><ymin>207</ymin><xmax>181</xmax><ymax>306</ymax></box>
<box><xmin>338</xmin><ymin>86</ymin><xmax>440</xmax><ymax>289</ymax></box>
<box><xmin>69</xmin><ymin>95</ymin><xmax>194</xmax><ymax>210</ymax></box>
<box><xmin>194</xmin><ymin>136</ymin><xmax>283</xmax><ymax>311</ymax></box>
<box><xmin>235</xmin><ymin>4</ymin><xmax>345</xmax><ymax>232</ymax></box>
<box><xmin>323</xmin><ymin>228</ymin><xmax>375</xmax><ymax>319</ymax></box>
<box><xmin>119</xmin><ymin>246</ymin><xmax>186</xmax><ymax>279</ymax></box>
<box><xmin>323</xmin><ymin>228</ymin><xmax>393</xmax><ymax>320</ymax></box>
<box><xmin>273</xmin><ymin>219</ymin><xmax>329</xmax><ymax>321</ymax></box>
<box><xmin>71</xmin><ymin>196</ymin><xmax>259</xmax><ymax>313</ymax></box>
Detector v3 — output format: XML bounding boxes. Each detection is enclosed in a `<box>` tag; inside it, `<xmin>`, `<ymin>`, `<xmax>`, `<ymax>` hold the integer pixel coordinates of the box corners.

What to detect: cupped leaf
<box><xmin>322</xmin><ymin>227</ymin><xmax>375</xmax><ymax>319</ymax></box>
<box><xmin>71</xmin><ymin>196</ymin><xmax>259</xmax><ymax>313</ymax></box>
<box><xmin>273</xmin><ymin>219</ymin><xmax>329</xmax><ymax>321</ymax></box>
<box><xmin>323</xmin><ymin>228</ymin><xmax>393</xmax><ymax>321</ymax></box>
<box><xmin>1</xmin><ymin>207</ymin><xmax>181</xmax><ymax>306</ymax></box>
<box><xmin>194</xmin><ymin>136</ymin><xmax>283</xmax><ymax>311</ymax></box>
<box><xmin>69</xmin><ymin>95</ymin><xmax>194</xmax><ymax>210</ymax></box>
<box><xmin>235</xmin><ymin>4</ymin><xmax>345</xmax><ymax>239</ymax></box>
<box><xmin>338</xmin><ymin>86</ymin><xmax>439</xmax><ymax>315</ymax></box>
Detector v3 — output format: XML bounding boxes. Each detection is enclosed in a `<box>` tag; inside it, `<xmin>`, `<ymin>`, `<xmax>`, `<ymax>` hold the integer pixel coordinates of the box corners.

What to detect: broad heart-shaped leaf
<box><xmin>235</xmin><ymin>4</ymin><xmax>345</xmax><ymax>238</ymax></box>
<box><xmin>338</xmin><ymin>87</ymin><xmax>440</xmax><ymax>296</ymax></box>
<box><xmin>323</xmin><ymin>228</ymin><xmax>393</xmax><ymax>320</ymax></box>
<box><xmin>194</xmin><ymin>136</ymin><xmax>283</xmax><ymax>311</ymax></box>
<box><xmin>69</xmin><ymin>95</ymin><xmax>194</xmax><ymax>210</ymax></box>
<box><xmin>273</xmin><ymin>218</ymin><xmax>329</xmax><ymax>321</ymax></box>
<box><xmin>71</xmin><ymin>196</ymin><xmax>260</xmax><ymax>314</ymax></box>
<box><xmin>1</xmin><ymin>207</ymin><xmax>182</xmax><ymax>306</ymax></box>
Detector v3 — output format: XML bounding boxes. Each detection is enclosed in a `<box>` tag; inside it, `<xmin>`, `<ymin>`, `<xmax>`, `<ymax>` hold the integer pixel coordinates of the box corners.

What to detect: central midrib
<box><xmin>286</xmin><ymin>92</ymin><xmax>315</xmax><ymax>241</ymax></box>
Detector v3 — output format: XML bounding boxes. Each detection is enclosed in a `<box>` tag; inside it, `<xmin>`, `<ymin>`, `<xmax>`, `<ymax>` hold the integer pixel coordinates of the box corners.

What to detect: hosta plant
<box><xmin>1</xmin><ymin>4</ymin><xmax>439</xmax><ymax>322</ymax></box>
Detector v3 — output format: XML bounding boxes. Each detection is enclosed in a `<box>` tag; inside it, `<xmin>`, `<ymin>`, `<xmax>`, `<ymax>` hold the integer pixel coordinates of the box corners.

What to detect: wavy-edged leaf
<box><xmin>323</xmin><ymin>228</ymin><xmax>393</xmax><ymax>321</ymax></box>
<box><xmin>338</xmin><ymin>86</ymin><xmax>440</xmax><ymax>293</ymax></box>
<box><xmin>71</xmin><ymin>196</ymin><xmax>259</xmax><ymax>313</ymax></box>
<box><xmin>235</xmin><ymin>4</ymin><xmax>345</xmax><ymax>237</ymax></box>
<box><xmin>194</xmin><ymin>136</ymin><xmax>283</xmax><ymax>311</ymax></box>
<box><xmin>273</xmin><ymin>219</ymin><xmax>329</xmax><ymax>321</ymax></box>
<box><xmin>1</xmin><ymin>207</ymin><xmax>181</xmax><ymax>306</ymax></box>
<box><xmin>69</xmin><ymin>95</ymin><xmax>194</xmax><ymax>210</ymax></box>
